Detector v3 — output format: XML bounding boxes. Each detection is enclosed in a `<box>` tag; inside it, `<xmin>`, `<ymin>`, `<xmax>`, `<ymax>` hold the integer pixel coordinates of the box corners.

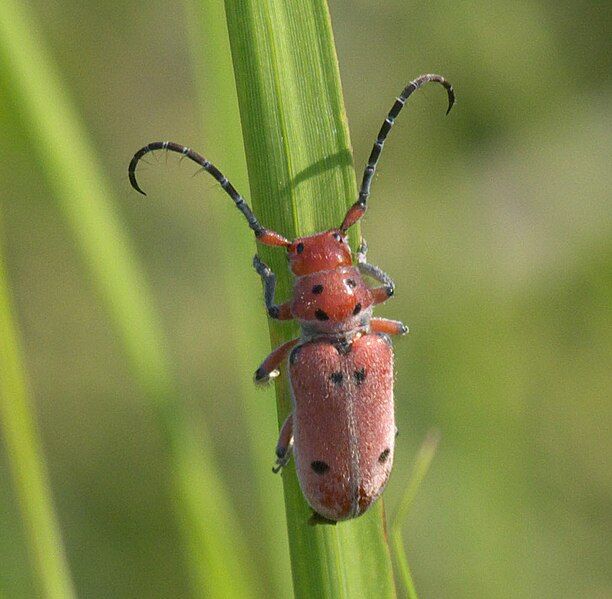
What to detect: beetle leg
<box><xmin>356</xmin><ymin>238</ymin><xmax>369</xmax><ymax>262</ymax></box>
<box><xmin>273</xmin><ymin>414</ymin><xmax>294</xmax><ymax>473</ymax></box>
<box><xmin>371</xmin><ymin>317</ymin><xmax>409</xmax><ymax>336</ymax></box>
<box><xmin>253</xmin><ymin>255</ymin><xmax>293</xmax><ymax>320</ymax></box>
<box><xmin>308</xmin><ymin>512</ymin><xmax>338</xmax><ymax>526</ymax></box>
<box><xmin>356</xmin><ymin>240</ymin><xmax>396</xmax><ymax>303</ymax></box>
<box><xmin>254</xmin><ymin>338</ymin><xmax>300</xmax><ymax>384</ymax></box>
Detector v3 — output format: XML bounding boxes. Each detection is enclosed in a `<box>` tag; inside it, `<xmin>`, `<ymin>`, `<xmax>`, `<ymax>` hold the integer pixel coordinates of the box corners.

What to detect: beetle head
<box><xmin>287</xmin><ymin>229</ymin><xmax>352</xmax><ymax>276</ymax></box>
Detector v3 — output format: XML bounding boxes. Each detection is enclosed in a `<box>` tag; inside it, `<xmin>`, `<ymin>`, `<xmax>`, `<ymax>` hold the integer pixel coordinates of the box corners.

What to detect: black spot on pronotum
<box><xmin>289</xmin><ymin>345</ymin><xmax>302</xmax><ymax>365</ymax></box>
<box><xmin>378</xmin><ymin>448</ymin><xmax>390</xmax><ymax>463</ymax></box>
<box><xmin>354</xmin><ymin>367</ymin><xmax>366</xmax><ymax>385</ymax></box>
<box><xmin>352</xmin><ymin>302</ymin><xmax>362</xmax><ymax>315</ymax></box>
<box><xmin>315</xmin><ymin>309</ymin><xmax>329</xmax><ymax>321</ymax></box>
<box><xmin>312</xmin><ymin>284</ymin><xmax>324</xmax><ymax>294</ymax></box>
<box><xmin>311</xmin><ymin>461</ymin><xmax>329</xmax><ymax>475</ymax></box>
<box><xmin>296</xmin><ymin>242</ymin><xmax>304</xmax><ymax>254</ymax></box>
<box><xmin>346</xmin><ymin>279</ymin><xmax>357</xmax><ymax>288</ymax></box>
<box><xmin>330</xmin><ymin>372</ymin><xmax>343</xmax><ymax>385</ymax></box>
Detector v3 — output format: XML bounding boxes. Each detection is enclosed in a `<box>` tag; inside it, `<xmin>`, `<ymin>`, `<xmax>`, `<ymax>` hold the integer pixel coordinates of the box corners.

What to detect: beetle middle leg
<box><xmin>254</xmin><ymin>338</ymin><xmax>300</xmax><ymax>384</ymax></box>
<box><xmin>273</xmin><ymin>414</ymin><xmax>294</xmax><ymax>473</ymax></box>
<box><xmin>356</xmin><ymin>239</ymin><xmax>395</xmax><ymax>303</ymax></box>
<box><xmin>371</xmin><ymin>317</ymin><xmax>408</xmax><ymax>336</ymax></box>
<box><xmin>253</xmin><ymin>255</ymin><xmax>293</xmax><ymax>320</ymax></box>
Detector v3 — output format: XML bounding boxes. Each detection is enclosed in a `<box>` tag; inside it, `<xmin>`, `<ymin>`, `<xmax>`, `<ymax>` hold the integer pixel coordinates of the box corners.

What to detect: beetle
<box><xmin>129</xmin><ymin>73</ymin><xmax>454</xmax><ymax>522</ymax></box>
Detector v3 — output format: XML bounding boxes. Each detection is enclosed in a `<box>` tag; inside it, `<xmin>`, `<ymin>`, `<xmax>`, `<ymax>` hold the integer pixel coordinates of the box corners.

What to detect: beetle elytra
<box><xmin>129</xmin><ymin>73</ymin><xmax>454</xmax><ymax>522</ymax></box>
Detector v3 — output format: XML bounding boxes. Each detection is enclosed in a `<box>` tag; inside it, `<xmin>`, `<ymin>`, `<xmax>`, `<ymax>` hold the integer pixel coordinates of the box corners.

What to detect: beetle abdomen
<box><xmin>289</xmin><ymin>333</ymin><xmax>395</xmax><ymax>521</ymax></box>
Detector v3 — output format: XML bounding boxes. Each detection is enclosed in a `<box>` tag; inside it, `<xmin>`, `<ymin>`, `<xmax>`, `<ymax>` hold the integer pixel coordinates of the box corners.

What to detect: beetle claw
<box><xmin>272</xmin><ymin>452</ymin><xmax>290</xmax><ymax>474</ymax></box>
<box><xmin>254</xmin><ymin>368</ymin><xmax>280</xmax><ymax>385</ymax></box>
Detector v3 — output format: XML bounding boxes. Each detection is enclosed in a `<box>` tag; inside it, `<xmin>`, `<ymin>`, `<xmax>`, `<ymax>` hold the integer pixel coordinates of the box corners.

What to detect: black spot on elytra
<box><xmin>296</xmin><ymin>242</ymin><xmax>304</xmax><ymax>254</ymax></box>
<box><xmin>378</xmin><ymin>448</ymin><xmax>390</xmax><ymax>463</ymax></box>
<box><xmin>330</xmin><ymin>372</ymin><xmax>343</xmax><ymax>385</ymax></box>
<box><xmin>346</xmin><ymin>278</ymin><xmax>357</xmax><ymax>288</ymax></box>
<box><xmin>311</xmin><ymin>460</ymin><xmax>329</xmax><ymax>475</ymax></box>
<box><xmin>352</xmin><ymin>302</ymin><xmax>362</xmax><ymax>315</ymax></box>
<box><xmin>289</xmin><ymin>345</ymin><xmax>302</xmax><ymax>365</ymax></box>
<box><xmin>312</xmin><ymin>284</ymin><xmax>324</xmax><ymax>294</ymax></box>
<box><xmin>315</xmin><ymin>309</ymin><xmax>329</xmax><ymax>321</ymax></box>
<box><xmin>354</xmin><ymin>367</ymin><xmax>366</xmax><ymax>385</ymax></box>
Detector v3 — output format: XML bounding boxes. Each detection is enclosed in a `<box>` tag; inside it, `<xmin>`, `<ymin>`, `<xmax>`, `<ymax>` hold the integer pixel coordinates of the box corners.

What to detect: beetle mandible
<box><xmin>129</xmin><ymin>73</ymin><xmax>455</xmax><ymax>522</ymax></box>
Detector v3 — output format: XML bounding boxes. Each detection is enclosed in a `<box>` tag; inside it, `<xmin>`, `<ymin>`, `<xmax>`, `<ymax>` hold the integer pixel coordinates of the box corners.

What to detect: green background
<box><xmin>0</xmin><ymin>0</ymin><xmax>609</xmax><ymax>597</ymax></box>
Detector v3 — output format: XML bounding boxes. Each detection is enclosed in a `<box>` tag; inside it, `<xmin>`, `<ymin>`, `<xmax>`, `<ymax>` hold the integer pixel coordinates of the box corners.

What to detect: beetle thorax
<box><xmin>291</xmin><ymin>266</ymin><xmax>373</xmax><ymax>339</ymax></box>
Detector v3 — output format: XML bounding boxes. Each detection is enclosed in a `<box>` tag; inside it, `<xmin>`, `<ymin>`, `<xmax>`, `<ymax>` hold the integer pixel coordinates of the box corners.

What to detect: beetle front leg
<box><xmin>253</xmin><ymin>255</ymin><xmax>293</xmax><ymax>320</ymax></box>
<box><xmin>356</xmin><ymin>239</ymin><xmax>395</xmax><ymax>304</ymax></box>
<box><xmin>254</xmin><ymin>338</ymin><xmax>300</xmax><ymax>384</ymax></box>
<box><xmin>371</xmin><ymin>317</ymin><xmax>409</xmax><ymax>336</ymax></box>
<box><xmin>273</xmin><ymin>414</ymin><xmax>294</xmax><ymax>473</ymax></box>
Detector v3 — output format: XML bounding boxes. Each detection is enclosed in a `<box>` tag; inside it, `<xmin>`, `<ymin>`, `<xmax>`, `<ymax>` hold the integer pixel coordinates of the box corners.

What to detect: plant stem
<box><xmin>0</xmin><ymin>222</ymin><xmax>76</xmax><ymax>599</ymax></box>
<box><xmin>390</xmin><ymin>430</ymin><xmax>441</xmax><ymax>599</ymax></box>
<box><xmin>224</xmin><ymin>1</ymin><xmax>396</xmax><ymax>596</ymax></box>
<box><xmin>184</xmin><ymin>1</ymin><xmax>293</xmax><ymax>596</ymax></box>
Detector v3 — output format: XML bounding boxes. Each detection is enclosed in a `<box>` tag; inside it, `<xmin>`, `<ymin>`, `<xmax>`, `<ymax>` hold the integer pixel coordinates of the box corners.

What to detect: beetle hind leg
<box><xmin>272</xmin><ymin>414</ymin><xmax>294</xmax><ymax>474</ymax></box>
<box><xmin>308</xmin><ymin>512</ymin><xmax>338</xmax><ymax>526</ymax></box>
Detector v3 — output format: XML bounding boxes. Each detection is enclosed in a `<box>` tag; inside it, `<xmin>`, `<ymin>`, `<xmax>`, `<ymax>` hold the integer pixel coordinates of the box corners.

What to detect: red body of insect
<box><xmin>129</xmin><ymin>74</ymin><xmax>454</xmax><ymax>522</ymax></box>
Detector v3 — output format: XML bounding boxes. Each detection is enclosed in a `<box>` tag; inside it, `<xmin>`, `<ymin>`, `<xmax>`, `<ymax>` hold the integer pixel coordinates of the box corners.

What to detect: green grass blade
<box><xmin>0</xmin><ymin>223</ymin><xmax>76</xmax><ymax>599</ymax></box>
<box><xmin>224</xmin><ymin>1</ymin><xmax>396</xmax><ymax>597</ymax></box>
<box><xmin>0</xmin><ymin>2</ymin><xmax>258</xmax><ymax>597</ymax></box>
<box><xmin>184</xmin><ymin>1</ymin><xmax>293</xmax><ymax>596</ymax></box>
<box><xmin>390</xmin><ymin>430</ymin><xmax>441</xmax><ymax>599</ymax></box>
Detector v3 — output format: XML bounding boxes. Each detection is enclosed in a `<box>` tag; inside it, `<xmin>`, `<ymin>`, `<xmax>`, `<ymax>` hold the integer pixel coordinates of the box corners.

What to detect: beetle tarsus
<box><xmin>308</xmin><ymin>512</ymin><xmax>338</xmax><ymax>526</ymax></box>
<box><xmin>254</xmin><ymin>368</ymin><xmax>279</xmax><ymax>385</ymax></box>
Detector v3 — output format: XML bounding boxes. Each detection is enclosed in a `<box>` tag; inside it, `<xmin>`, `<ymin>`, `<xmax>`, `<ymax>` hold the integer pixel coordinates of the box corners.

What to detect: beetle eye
<box><xmin>332</xmin><ymin>232</ymin><xmax>342</xmax><ymax>242</ymax></box>
<box><xmin>296</xmin><ymin>242</ymin><xmax>304</xmax><ymax>254</ymax></box>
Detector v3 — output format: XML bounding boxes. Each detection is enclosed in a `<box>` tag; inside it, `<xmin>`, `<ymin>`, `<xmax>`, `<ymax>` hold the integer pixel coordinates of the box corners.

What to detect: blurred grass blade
<box><xmin>224</xmin><ymin>1</ymin><xmax>396</xmax><ymax>597</ymax></box>
<box><xmin>0</xmin><ymin>2</ymin><xmax>258</xmax><ymax>597</ymax></box>
<box><xmin>0</xmin><ymin>224</ymin><xmax>76</xmax><ymax>599</ymax></box>
<box><xmin>184</xmin><ymin>1</ymin><xmax>293</xmax><ymax>596</ymax></box>
<box><xmin>390</xmin><ymin>430</ymin><xmax>441</xmax><ymax>599</ymax></box>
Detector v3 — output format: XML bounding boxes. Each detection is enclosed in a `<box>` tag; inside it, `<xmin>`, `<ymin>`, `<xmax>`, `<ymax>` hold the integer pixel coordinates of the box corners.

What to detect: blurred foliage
<box><xmin>0</xmin><ymin>0</ymin><xmax>610</xmax><ymax>597</ymax></box>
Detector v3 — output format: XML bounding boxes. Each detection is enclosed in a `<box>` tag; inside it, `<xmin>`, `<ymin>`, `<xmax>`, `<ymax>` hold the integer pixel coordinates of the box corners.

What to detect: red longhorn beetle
<box><xmin>129</xmin><ymin>74</ymin><xmax>454</xmax><ymax>522</ymax></box>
